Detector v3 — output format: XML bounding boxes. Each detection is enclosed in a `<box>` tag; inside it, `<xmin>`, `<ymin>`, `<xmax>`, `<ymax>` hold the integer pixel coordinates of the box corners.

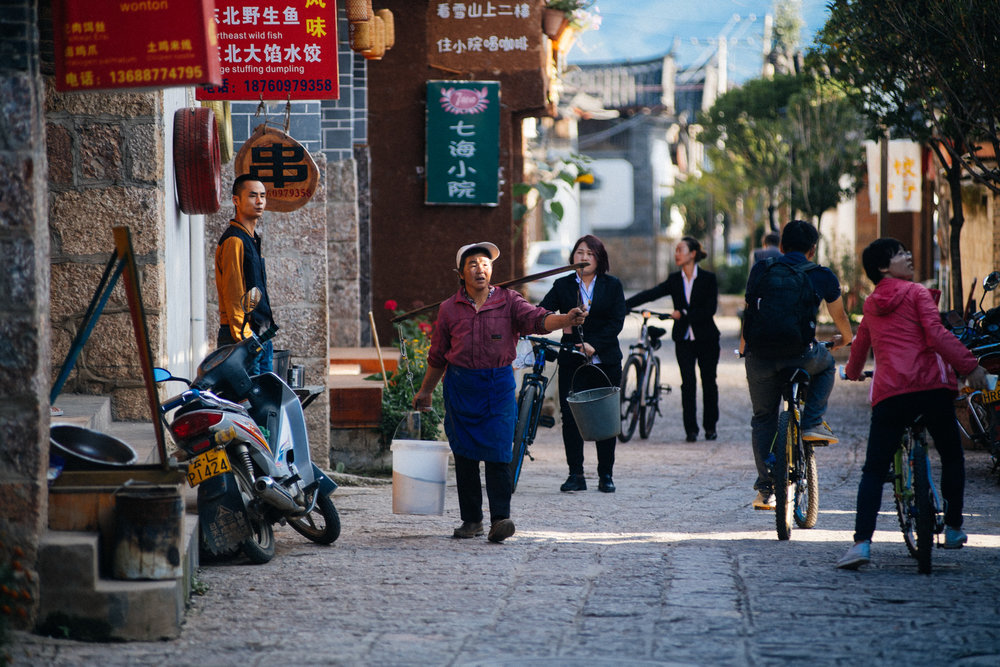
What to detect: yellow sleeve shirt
<box><xmin>215</xmin><ymin>233</ymin><xmax>251</xmax><ymax>341</ymax></box>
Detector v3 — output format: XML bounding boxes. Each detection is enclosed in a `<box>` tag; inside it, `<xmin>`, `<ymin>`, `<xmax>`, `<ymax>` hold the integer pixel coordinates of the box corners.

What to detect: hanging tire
<box><xmin>173</xmin><ymin>106</ymin><xmax>222</xmax><ymax>214</ymax></box>
<box><xmin>619</xmin><ymin>356</ymin><xmax>642</xmax><ymax>442</ymax></box>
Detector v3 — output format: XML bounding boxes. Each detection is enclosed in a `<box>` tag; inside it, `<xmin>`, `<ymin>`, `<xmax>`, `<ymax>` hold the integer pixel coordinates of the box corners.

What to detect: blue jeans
<box><xmin>745</xmin><ymin>344</ymin><xmax>836</xmax><ymax>492</ymax></box>
<box><xmin>853</xmin><ymin>389</ymin><xmax>964</xmax><ymax>542</ymax></box>
<box><xmin>217</xmin><ymin>326</ymin><xmax>273</xmax><ymax>375</ymax></box>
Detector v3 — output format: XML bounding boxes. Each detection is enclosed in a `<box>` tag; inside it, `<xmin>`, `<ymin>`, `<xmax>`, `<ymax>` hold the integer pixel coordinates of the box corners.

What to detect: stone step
<box><xmin>50</xmin><ymin>393</ymin><xmax>112</xmax><ymax>432</ymax></box>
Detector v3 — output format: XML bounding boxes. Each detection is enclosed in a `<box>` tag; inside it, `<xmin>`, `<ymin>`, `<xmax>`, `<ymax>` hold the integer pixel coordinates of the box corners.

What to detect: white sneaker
<box><xmin>836</xmin><ymin>541</ymin><xmax>871</xmax><ymax>569</ymax></box>
<box><xmin>752</xmin><ymin>491</ymin><xmax>775</xmax><ymax>510</ymax></box>
<box><xmin>803</xmin><ymin>421</ymin><xmax>838</xmax><ymax>445</ymax></box>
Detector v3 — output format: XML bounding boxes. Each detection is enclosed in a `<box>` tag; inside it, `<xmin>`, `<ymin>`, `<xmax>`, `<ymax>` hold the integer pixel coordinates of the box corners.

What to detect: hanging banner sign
<box><xmin>196</xmin><ymin>0</ymin><xmax>340</xmax><ymax>101</ymax></box>
<box><xmin>235</xmin><ymin>125</ymin><xmax>319</xmax><ymax>212</ymax></box>
<box><xmin>427</xmin><ymin>2</ymin><xmax>544</xmax><ymax>72</ymax></box>
<box><xmin>865</xmin><ymin>139</ymin><xmax>923</xmax><ymax>213</ymax></box>
<box><xmin>425</xmin><ymin>81</ymin><xmax>501</xmax><ymax>206</ymax></box>
<box><xmin>52</xmin><ymin>0</ymin><xmax>221</xmax><ymax>93</ymax></box>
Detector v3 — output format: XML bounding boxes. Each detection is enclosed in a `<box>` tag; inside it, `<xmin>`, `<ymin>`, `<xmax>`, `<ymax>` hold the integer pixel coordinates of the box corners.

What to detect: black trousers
<box><xmin>557</xmin><ymin>354</ymin><xmax>622</xmax><ymax>477</ymax></box>
<box><xmin>675</xmin><ymin>337</ymin><xmax>720</xmax><ymax>436</ymax></box>
<box><xmin>453</xmin><ymin>452</ymin><xmax>511</xmax><ymax>524</ymax></box>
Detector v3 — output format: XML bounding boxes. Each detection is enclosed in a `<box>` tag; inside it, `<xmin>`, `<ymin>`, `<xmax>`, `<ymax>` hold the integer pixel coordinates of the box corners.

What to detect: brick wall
<box><xmin>0</xmin><ymin>0</ymin><xmax>48</xmax><ymax>630</ymax></box>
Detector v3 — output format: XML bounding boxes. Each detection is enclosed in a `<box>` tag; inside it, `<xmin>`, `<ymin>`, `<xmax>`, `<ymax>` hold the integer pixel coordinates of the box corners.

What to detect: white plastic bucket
<box><xmin>390</xmin><ymin>440</ymin><xmax>451</xmax><ymax>515</ymax></box>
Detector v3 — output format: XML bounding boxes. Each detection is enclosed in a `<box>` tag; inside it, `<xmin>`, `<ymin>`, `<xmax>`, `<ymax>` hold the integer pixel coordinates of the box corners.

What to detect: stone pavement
<box><xmin>10</xmin><ymin>316</ymin><xmax>1000</xmax><ymax>665</ymax></box>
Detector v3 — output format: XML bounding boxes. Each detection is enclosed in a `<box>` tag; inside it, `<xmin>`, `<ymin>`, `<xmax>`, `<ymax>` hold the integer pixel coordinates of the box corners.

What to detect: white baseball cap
<box><xmin>455</xmin><ymin>242</ymin><xmax>500</xmax><ymax>269</ymax></box>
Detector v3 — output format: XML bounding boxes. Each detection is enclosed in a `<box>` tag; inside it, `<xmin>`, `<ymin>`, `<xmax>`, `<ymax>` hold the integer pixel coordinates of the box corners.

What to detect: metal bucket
<box><xmin>566</xmin><ymin>364</ymin><xmax>621</xmax><ymax>441</ymax></box>
<box><xmin>112</xmin><ymin>485</ymin><xmax>184</xmax><ymax>580</ymax></box>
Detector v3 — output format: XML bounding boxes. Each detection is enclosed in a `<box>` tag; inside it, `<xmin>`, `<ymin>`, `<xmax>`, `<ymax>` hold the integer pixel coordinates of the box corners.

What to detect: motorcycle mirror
<box><xmin>241</xmin><ymin>287</ymin><xmax>262</xmax><ymax>314</ymax></box>
<box><xmin>984</xmin><ymin>272</ymin><xmax>1000</xmax><ymax>292</ymax></box>
<box><xmin>153</xmin><ymin>367</ymin><xmax>172</xmax><ymax>382</ymax></box>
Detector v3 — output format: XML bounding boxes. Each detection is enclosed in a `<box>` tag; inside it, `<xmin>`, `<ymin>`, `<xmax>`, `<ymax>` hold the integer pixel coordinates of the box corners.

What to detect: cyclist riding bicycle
<box><xmin>740</xmin><ymin>220</ymin><xmax>854</xmax><ymax>511</ymax></box>
<box><xmin>837</xmin><ymin>238</ymin><xmax>989</xmax><ymax>569</ymax></box>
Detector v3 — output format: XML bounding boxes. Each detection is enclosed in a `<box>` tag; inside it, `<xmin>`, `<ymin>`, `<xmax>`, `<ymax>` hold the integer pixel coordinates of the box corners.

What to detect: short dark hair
<box><xmin>763</xmin><ymin>231</ymin><xmax>780</xmax><ymax>247</ymax></box>
<box><xmin>570</xmin><ymin>235</ymin><xmax>610</xmax><ymax>275</ymax></box>
<box><xmin>780</xmin><ymin>220</ymin><xmax>819</xmax><ymax>253</ymax></box>
<box><xmin>232</xmin><ymin>173</ymin><xmax>260</xmax><ymax>197</ymax></box>
<box><xmin>862</xmin><ymin>238</ymin><xmax>905</xmax><ymax>284</ymax></box>
<box><xmin>680</xmin><ymin>236</ymin><xmax>708</xmax><ymax>263</ymax></box>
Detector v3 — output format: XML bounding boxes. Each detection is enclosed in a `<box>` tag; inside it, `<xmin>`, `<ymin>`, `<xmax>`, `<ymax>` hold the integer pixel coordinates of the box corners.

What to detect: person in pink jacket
<box><xmin>836</xmin><ymin>238</ymin><xmax>989</xmax><ymax>569</ymax></box>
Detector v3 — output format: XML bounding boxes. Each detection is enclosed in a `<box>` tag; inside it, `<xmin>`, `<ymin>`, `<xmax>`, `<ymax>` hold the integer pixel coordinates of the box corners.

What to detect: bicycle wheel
<box><xmin>912</xmin><ymin>440</ymin><xmax>934</xmax><ymax>574</ymax></box>
<box><xmin>774</xmin><ymin>411</ymin><xmax>795</xmax><ymax>540</ymax></box>
<box><xmin>510</xmin><ymin>383</ymin><xmax>539</xmax><ymax>493</ymax></box>
<box><xmin>794</xmin><ymin>442</ymin><xmax>819</xmax><ymax>529</ymax></box>
<box><xmin>894</xmin><ymin>443</ymin><xmax>919</xmax><ymax>558</ymax></box>
<box><xmin>639</xmin><ymin>356</ymin><xmax>661</xmax><ymax>439</ymax></box>
<box><xmin>619</xmin><ymin>356</ymin><xmax>642</xmax><ymax>442</ymax></box>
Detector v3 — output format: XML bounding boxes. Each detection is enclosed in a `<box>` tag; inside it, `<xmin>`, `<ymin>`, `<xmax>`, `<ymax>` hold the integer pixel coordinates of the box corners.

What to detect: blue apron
<box><xmin>443</xmin><ymin>365</ymin><xmax>516</xmax><ymax>463</ymax></box>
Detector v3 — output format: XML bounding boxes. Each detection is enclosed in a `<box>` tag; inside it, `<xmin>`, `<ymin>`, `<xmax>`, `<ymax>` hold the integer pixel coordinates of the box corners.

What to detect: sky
<box><xmin>566</xmin><ymin>0</ymin><xmax>833</xmax><ymax>84</ymax></box>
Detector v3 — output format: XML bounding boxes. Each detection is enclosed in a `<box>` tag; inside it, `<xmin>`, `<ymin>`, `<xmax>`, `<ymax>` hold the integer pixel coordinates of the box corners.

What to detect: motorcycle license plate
<box><xmin>186</xmin><ymin>448</ymin><xmax>232</xmax><ymax>487</ymax></box>
<box><xmin>975</xmin><ymin>389</ymin><xmax>1000</xmax><ymax>405</ymax></box>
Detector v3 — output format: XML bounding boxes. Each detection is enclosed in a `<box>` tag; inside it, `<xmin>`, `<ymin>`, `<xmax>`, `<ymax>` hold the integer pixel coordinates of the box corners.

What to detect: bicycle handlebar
<box><xmin>628</xmin><ymin>308</ymin><xmax>671</xmax><ymax>320</ymax></box>
<box><xmin>523</xmin><ymin>335</ymin><xmax>586</xmax><ymax>356</ymax></box>
<box><xmin>838</xmin><ymin>364</ymin><xmax>873</xmax><ymax>380</ymax></box>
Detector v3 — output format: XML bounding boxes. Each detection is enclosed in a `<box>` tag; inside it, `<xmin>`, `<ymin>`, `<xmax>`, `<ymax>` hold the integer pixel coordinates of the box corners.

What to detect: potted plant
<box><xmin>543</xmin><ymin>0</ymin><xmax>600</xmax><ymax>40</ymax></box>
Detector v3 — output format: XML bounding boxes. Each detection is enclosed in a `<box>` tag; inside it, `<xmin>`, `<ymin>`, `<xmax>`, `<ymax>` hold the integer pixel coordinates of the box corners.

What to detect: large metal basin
<box><xmin>50</xmin><ymin>424</ymin><xmax>138</xmax><ymax>469</ymax></box>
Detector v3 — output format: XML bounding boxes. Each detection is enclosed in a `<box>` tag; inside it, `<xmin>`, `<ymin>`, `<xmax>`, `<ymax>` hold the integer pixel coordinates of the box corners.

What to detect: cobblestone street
<box><xmin>11</xmin><ymin>316</ymin><xmax>1000</xmax><ymax>666</ymax></box>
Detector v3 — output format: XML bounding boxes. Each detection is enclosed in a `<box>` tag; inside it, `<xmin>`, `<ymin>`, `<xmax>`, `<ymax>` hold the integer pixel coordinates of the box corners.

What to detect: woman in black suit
<box><xmin>625</xmin><ymin>236</ymin><xmax>720</xmax><ymax>442</ymax></box>
<box><xmin>539</xmin><ymin>235</ymin><xmax>626</xmax><ymax>493</ymax></box>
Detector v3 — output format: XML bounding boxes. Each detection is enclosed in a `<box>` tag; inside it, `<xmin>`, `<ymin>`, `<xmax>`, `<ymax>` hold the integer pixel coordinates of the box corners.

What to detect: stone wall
<box><xmin>328</xmin><ymin>159</ymin><xmax>361</xmax><ymax>346</ymax></box>
<box><xmin>46</xmin><ymin>89</ymin><xmax>167</xmax><ymax>420</ymax></box>
<box><xmin>0</xmin><ymin>0</ymin><xmax>48</xmax><ymax>630</ymax></box>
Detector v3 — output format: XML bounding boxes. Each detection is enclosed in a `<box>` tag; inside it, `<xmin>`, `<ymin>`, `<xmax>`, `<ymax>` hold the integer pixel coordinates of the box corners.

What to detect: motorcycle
<box><xmin>156</xmin><ymin>289</ymin><xmax>340</xmax><ymax>563</ymax></box>
<box><xmin>946</xmin><ymin>271</ymin><xmax>1000</xmax><ymax>353</ymax></box>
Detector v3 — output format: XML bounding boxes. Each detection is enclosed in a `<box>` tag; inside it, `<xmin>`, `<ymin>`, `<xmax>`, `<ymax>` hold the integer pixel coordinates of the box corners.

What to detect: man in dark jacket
<box><xmin>214</xmin><ymin>174</ymin><xmax>275</xmax><ymax>373</ymax></box>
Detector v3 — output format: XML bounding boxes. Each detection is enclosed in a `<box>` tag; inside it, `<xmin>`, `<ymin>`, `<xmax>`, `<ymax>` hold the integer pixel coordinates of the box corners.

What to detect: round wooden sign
<box><xmin>234</xmin><ymin>124</ymin><xmax>319</xmax><ymax>212</ymax></box>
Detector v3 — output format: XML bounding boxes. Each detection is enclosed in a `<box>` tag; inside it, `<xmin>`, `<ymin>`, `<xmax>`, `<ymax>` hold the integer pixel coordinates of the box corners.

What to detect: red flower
<box><xmin>418</xmin><ymin>321</ymin><xmax>433</xmax><ymax>334</ymax></box>
<box><xmin>384</xmin><ymin>299</ymin><xmax>398</xmax><ymax>311</ymax></box>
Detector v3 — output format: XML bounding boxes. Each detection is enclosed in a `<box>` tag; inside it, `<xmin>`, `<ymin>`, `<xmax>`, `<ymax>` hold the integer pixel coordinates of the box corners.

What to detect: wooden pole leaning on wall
<box><xmin>368</xmin><ymin>310</ymin><xmax>390</xmax><ymax>392</ymax></box>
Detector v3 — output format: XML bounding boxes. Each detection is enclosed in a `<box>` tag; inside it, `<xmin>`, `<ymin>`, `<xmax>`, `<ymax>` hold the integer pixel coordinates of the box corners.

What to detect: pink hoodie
<box><xmin>845</xmin><ymin>277</ymin><xmax>978</xmax><ymax>406</ymax></box>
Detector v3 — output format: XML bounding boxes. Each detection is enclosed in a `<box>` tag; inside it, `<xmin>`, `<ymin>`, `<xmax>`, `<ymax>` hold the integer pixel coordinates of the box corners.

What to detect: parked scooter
<box><xmin>156</xmin><ymin>289</ymin><xmax>339</xmax><ymax>563</ymax></box>
<box><xmin>946</xmin><ymin>271</ymin><xmax>1000</xmax><ymax>353</ymax></box>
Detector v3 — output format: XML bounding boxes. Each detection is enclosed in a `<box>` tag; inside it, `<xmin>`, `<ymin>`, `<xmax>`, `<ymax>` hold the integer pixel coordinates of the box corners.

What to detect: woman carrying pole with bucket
<box><xmin>413</xmin><ymin>242</ymin><xmax>587</xmax><ymax>543</ymax></box>
<box><xmin>540</xmin><ymin>235</ymin><xmax>627</xmax><ymax>493</ymax></box>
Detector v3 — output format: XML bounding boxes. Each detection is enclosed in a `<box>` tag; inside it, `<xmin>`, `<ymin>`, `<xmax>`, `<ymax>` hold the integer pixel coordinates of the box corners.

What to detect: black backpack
<box><xmin>744</xmin><ymin>258</ymin><xmax>820</xmax><ymax>358</ymax></box>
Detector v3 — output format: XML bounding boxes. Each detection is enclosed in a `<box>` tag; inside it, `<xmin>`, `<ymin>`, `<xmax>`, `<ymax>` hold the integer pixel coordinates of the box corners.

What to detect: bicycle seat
<box><xmin>647</xmin><ymin>326</ymin><xmax>667</xmax><ymax>349</ymax></box>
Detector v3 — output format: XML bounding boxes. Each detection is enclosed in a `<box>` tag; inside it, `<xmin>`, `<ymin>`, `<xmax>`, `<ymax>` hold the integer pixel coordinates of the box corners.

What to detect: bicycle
<box><xmin>770</xmin><ymin>343</ymin><xmax>835</xmax><ymax>540</ymax></box>
<box><xmin>619</xmin><ymin>310</ymin><xmax>672</xmax><ymax>442</ymax></box>
<box><xmin>844</xmin><ymin>368</ymin><xmax>944</xmax><ymax>574</ymax></box>
<box><xmin>510</xmin><ymin>335</ymin><xmax>584</xmax><ymax>492</ymax></box>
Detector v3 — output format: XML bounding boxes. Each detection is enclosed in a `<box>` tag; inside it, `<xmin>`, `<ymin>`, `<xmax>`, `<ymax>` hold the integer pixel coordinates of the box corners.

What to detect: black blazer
<box><xmin>625</xmin><ymin>269</ymin><xmax>721</xmax><ymax>344</ymax></box>
<box><xmin>539</xmin><ymin>273</ymin><xmax>626</xmax><ymax>365</ymax></box>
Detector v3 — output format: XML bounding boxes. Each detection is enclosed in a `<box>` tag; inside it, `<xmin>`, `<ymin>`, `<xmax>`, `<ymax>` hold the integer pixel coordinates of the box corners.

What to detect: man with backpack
<box><xmin>739</xmin><ymin>220</ymin><xmax>854</xmax><ymax>510</ymax></box>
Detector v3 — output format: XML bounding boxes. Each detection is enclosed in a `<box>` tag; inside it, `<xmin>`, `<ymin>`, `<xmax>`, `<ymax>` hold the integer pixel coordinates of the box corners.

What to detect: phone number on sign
<box><xmin>109</xmin><ymin>66</ymin><xmax>205</xmax><ymax>84</ymax></box>
<box><xmin>268</xmin><ymin>188</ymin><xmax>313</xmax><ymax>198</ymax></box>
<box><xmin>243</xmin><ymin>79</ymin><xmax>334</xmax><ymax>93</ymax></box>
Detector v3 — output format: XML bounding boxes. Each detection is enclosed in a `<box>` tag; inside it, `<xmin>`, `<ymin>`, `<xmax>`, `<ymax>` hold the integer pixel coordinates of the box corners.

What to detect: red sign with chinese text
<box><xmin>196</xmin><ymin>1</ymin><xmax>340</xmax><ymax>101</ymax></box>
<box><xmin>53</xmin><ymin>0</ymin><xmax>221</xmax><ymax>93</ymax></box>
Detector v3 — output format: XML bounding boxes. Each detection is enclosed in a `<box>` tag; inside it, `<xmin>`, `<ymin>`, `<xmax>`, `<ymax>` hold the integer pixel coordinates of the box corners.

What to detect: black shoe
<box><xmin>488</xmin><ymin>518</ymin><xmax>515</xmax><ymax>543</ymax></box>
<box><xmin>453</xmin><ymin>521</ymin><xmax>484</xmax><ymax>539</ymax></box>
<box><xmin>598</xmin><ymin>474</ymin><xmax>615</xmax><ymax>493</ymax></box>
<box><xmin>560</xmin><ymin>474</ymin><xmax>587</xmax><ymax>492</ymax></box>
<box><xmin>704</xmin><ymin>431</ymin><xmax>717</xmax><ymax>440</ymax></box>
<box><xmin>685</xmin><ymin>432</ymin><xmax>698</xmax><ymax>442</ymax></box>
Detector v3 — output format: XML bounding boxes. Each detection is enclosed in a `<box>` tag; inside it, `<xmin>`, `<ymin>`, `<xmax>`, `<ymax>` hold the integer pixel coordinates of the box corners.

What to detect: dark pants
<box><xmin>558</xmin><ymin>354</ymin><xmax>622</xmax><ymax>477</ymax></box>
<box><xmin>453</xmin><ymin>452</ymin><xmax>511</xmax><ymax>524</ymax></box>
<box><xmin>675</xmin><ymin>337</ymin><xmax>720</xmax><ymax>437</ymax></box>
<box><xmin>853</xmin><ymin>389</ymin><xmax>965</xmax><ymax>542</ymax></box>
<box><xmin>217</xmin><ymin>325</ymin><xmax>273</xmax><ymax>375</ymax></box>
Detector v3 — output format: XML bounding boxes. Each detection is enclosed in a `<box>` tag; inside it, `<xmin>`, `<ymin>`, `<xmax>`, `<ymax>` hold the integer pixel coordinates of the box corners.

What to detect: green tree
<box><xmin>817</xmin><ymin>0</ymin><xmax>1000</xmax><ymax>307</ymax></box>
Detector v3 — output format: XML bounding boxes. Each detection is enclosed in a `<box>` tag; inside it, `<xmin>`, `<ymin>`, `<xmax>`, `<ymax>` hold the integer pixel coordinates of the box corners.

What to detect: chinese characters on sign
<box><xmin>235</xmin><ymin>125</ymin><xmax>319</xmax><ymax>212</ymax></box>
<box><xmin>865</xmin><ymin>140</ymin><xmax>923</xmax><ymax>213</ymax></box>
<box><xmin>426</xmin><ymin>81</ymin><xmax>501</xmax><ymax>206</ymax></box>
<box><xmin>52</xmin><ymin>0</ymin><xmax>220</xmax><ymax>93</ymax></box>
<box><xmin>197</xmin><ymin>0</ymin><xmax>339</xmax><ymax>101</ymax></box>
<box><xmin>428</xmin><ymin>2</ymin><xmax>543</xmax><ymax>72</ymax></box>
